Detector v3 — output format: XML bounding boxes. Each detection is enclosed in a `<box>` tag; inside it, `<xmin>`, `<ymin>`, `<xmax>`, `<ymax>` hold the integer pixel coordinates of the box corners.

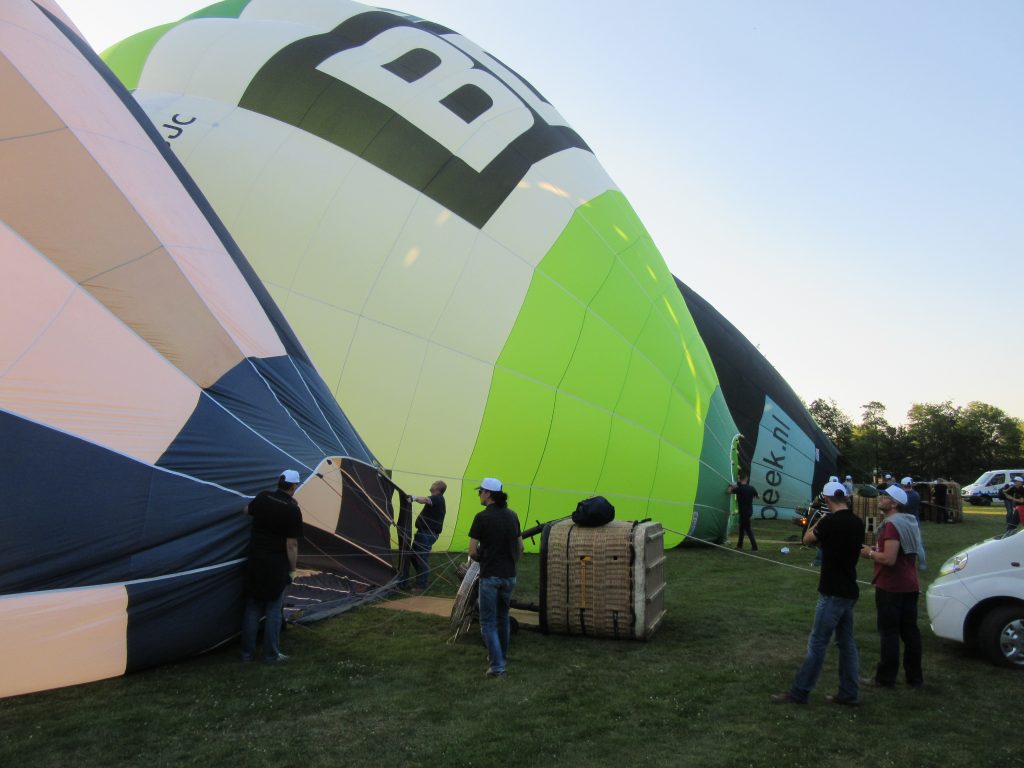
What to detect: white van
<box><xmin>961</xmin><ymin>469</ymin><xmax>1024</xmax><ymax>506</ymax></box>
<box><xmin>926</xmin><ymin>531</ymin><xmax>1024</xmax><ymax>668</ymax></box>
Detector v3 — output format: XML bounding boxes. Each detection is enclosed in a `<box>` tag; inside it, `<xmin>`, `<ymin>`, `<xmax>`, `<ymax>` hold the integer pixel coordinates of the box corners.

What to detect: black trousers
<box><xmin>737</xmin><ymin>512</ymin><xmax>757</xmax><ymax>550</ymax></box>
<box><xmin>874</xmin><ymin>588</ymin><xmax>923</xmax><ymax>686</ymax></box>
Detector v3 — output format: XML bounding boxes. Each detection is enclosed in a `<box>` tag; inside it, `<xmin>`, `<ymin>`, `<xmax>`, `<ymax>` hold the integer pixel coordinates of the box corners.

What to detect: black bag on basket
<box><xmin>572</xmin><ymin>496</ymin><xmax>615</xmax><ymax>527</ymax></box>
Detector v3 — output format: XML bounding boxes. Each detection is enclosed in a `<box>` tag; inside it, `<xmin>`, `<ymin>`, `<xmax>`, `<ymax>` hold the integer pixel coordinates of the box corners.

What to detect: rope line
<box><xmin>662</xmin><ymin>526</ymin><xmax>876</xmax><ymax>586</ymax></box>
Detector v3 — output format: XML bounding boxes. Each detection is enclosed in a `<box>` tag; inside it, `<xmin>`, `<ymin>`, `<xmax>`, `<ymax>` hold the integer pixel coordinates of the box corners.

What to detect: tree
<box><xmin>855</xmin><ymin>401</ymin><xmax>892</xmax><ymax>481</ymax></box>
<box><xmin>806</xmin><ymin>396</ymin><xmax>1022</xmax><ymax>484</ymax></box>
<box><xmin>906</xmin><ymin>401</ymin><xmax>960</xmax><ymax>479</ymax></box>
<box><xmin>955</xmin><ymin>402</ymin><xmax>1024</xmax><ymax>481</ymax></box>
<box><xmin>808</xmin><ymin>398</ymin><xmax>854</xmax><ymax>449</ymax></box>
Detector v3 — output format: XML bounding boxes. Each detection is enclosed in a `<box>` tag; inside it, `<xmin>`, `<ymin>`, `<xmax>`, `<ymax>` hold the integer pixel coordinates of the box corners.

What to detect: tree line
<box><xmin>807</xmin><ymin>399</ymin><xmax>1024</xmax><ymax>486</ymax></box>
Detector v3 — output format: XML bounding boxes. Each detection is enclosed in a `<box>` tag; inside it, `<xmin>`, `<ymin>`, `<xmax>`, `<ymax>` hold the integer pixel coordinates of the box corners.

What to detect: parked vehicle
<box><xmin>926</xmin><ymin>530</ymin><xmax>1024</xmax><ymax>668</ymax></box>
<box><xmin>961</xmin><ymin>469</ymin><xmax>1024</xmax><ymax>506</ymax></box>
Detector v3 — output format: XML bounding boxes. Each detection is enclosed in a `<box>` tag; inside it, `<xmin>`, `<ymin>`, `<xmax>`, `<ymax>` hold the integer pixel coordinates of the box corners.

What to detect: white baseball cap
<box><xmin>1014</xmin><ymin>476</ymin><xmax>1024</xmax><ymax>483</ymax></box>
<box><xmin>901</xmin><ymin>476</ymin><xmax>913</xmax><ymax>486</ymax></box>
<box><xmin>881</xmin><ymin>485</ymin><xmax>907</xmax><ymax>505</ymax></box>
<box><xmin>822</xmin><ymin>481</ymin><xmax>847</xmax><ymax>498</ymax></box>
<box><xmin>829</xmin><ymin>475</ymin><xmax>839</xmax><ymax>482</ymax></box>
<box><xmin>280</xmin><ymin>469</ymin><xmax>301</xmax><ymax>485</ymax></box>
<box><xmin>884</xmin><ymin>473</ymin><xmax>893</xmax><ymax>480</ymax></box>
<box><xmin>845</xmin><ymin>475</ymin><xmax>852</xmax><ymax>480</ymax></box>
<box><xmin>476</xmin><ymin>477</ymin><xmax>503</xmax><ymax>492</ymax></box>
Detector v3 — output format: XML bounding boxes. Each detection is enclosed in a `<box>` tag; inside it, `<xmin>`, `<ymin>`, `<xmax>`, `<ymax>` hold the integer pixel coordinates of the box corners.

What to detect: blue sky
<box><xmin>58</xmin><ymin>0</ymin><xmax>1024</xmax><ymax>424</ymax></box>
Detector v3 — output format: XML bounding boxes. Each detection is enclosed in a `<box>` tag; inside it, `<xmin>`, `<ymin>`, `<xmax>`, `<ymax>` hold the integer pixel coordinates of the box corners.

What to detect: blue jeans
<box><xmin>241</xmin><ymin>589</ymin><xmax>286</xmax><ymax>661</ymax></box>
<box><xmin>478</xmin><ymin>575</ymin><xmax>516</xmax><ymax>674</ymax></box>
<box><xmin>402</xmin><ymin>530</ymin><xmax>439</xmax><ymax>589</ymax></box>
<box><xmin>790</xmin><ymin>594</ymin><xmax>859</xmax><ymax>702</ymax></box>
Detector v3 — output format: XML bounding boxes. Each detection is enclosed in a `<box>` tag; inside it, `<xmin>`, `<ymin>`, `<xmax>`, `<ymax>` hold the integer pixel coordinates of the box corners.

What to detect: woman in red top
<box><xmin>859</xmin><ymin>485</ymin><xmax>924</xmax><ymax>689</ymax></box>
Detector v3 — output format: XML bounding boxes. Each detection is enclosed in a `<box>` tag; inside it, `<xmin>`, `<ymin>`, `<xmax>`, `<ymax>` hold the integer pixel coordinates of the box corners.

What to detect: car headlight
<box><xmin>939</xmin><ymin>552</ymin><xmax>968</xmax><ymax>576</ymax></box>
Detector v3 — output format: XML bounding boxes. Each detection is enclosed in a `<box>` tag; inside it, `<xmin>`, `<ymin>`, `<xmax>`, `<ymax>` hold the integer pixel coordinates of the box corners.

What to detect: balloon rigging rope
<box><xmin>311</xmin><ymin>463</ymin><xmax>396</xmax><ymax>530</ymax></box>
<box><xmin>660</xmin><ymin>526</ymin><xmax>876</xmax><ymax>587</ymax></box>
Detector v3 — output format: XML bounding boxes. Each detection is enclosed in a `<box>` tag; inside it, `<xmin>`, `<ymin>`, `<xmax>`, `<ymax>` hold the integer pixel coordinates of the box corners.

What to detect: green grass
<box><xmin>2</xmin><ymin>511</ymin><xmax>1019</xmax><ymax>768</ymax></box>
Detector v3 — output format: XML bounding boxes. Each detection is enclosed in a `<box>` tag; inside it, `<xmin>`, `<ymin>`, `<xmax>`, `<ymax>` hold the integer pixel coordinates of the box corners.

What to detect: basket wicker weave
<box><xmin>540</xmin><ymin>520</ymin><xmax>665</xmax><ymax>640</ymax></box>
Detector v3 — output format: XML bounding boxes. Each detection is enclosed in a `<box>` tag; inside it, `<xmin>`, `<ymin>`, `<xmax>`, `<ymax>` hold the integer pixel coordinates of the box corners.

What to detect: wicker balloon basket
<box><xmin>539</xmin><ymin>520</ymin><xmax>665</xmax><ymax>640</ymax></box>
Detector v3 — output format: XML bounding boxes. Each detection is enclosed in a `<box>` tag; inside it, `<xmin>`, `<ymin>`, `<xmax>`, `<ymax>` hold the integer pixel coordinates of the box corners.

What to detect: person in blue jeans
<box><xmin>402</xmin><ymin>480</ymin><xmax>447</xmax><ymax>591</ymax></box>
<box><xmin>468</xmin><ymin>477</ymin><xmax>523</xmax><ymax>679</ymax></box>
<box><xmin>771</xmin><ymin>481</ymin><xmax>865</xmax><ymax>705</ymax></box>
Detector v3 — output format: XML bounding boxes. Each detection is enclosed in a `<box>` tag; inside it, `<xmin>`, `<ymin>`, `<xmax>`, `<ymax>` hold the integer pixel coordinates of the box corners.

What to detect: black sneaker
<box><xmin>484</xmin><ymin>669</ymin><xmax>507</xmax><ymax>679</ymax></box>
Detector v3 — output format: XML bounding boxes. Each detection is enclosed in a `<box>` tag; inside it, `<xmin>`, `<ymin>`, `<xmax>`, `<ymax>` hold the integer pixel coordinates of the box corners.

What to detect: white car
<box><xmin>926</xmin><ymin>530</ymin><xmax>1024</xmax><ymax>668</ymax></box>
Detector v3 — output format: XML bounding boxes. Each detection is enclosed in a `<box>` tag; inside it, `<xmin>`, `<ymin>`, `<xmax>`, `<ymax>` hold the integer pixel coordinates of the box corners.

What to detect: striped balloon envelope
<box><xmin>1</xmin><ymin>0</ymin><xmax>404</xmax><ymax>698</ymax></box>
<box><xmin>105</xmin><ymin>0</ymin><xmax>740</xmax><ymax>550</ymax></box>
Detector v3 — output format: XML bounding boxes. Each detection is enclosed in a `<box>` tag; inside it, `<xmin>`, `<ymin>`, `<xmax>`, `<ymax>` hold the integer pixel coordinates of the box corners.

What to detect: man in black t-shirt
<box><xmin>402</xmin><ymin>480</ymin><xmax>447</xmax><ymax>591</ymax></box>
<box><xmin>240</xmin><ymin>469</ymin><xmax>303</xmax><ymax>664</ymax></box>
<box><xmin>468</xmin><ymin>477</ymin><xmax>522</xmax><ymax>679</ymax></box>
<box><xmin>1005</xmin><ymin>476</ymin><xmax>1024</xmax><ymax>533</ymax></box>
<box><xmin>727</xmin><ymin>472</ymin><xmax>760</xmax><ymax>550</ymax></box>
<box><xmin>771</xmin><ymin>481</ymin><xmax>865</xmax><ymax>705</ymax></box>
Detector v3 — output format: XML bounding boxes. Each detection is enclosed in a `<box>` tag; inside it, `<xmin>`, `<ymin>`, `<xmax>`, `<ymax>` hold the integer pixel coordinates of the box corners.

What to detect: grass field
<box><xmin>2</xmin><ymin>508</ymin><xmax>1019</xmax><ymax>768</ymax></box>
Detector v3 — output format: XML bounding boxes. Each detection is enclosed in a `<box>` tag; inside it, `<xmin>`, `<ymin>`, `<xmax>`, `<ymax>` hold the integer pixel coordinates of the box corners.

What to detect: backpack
<box><xmin>572</xmin><ymin>495</ymin><xmax>615</xmax><ymax>527</ymax></box>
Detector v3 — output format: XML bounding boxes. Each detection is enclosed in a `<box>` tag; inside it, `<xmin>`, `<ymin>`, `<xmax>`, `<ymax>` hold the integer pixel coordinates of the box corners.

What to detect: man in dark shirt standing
<box><xmin>468</xmin><ymin>477</ymin><xmax>522</xmax><ymax>679</ymax></box>
<box><xmin>900</xmin><ymin>477</ymin><xmax>921</xmax><ymax>521</ymax></box>
<box><xmin>727</xmin><ymin>472</ymin><xmax>760</xmax><ymax>551</ymax></box>
<box><xmin>1004</xmin><ymin>476</ymin><xmax>1024</xmax><ymax>533</ymax></box>
<box><xmin>240</xmin><ymin>469</ymin><xmax>303</xmax><ymax>663</ymax></box>
<box><xmin>771</xmin><ymin>481</ymin><xmax>865</xmax><ymax>705</ymax></box>
<box><xmin>402</xmin><ymin>480</ymin><xmax>447</xmax><ymax>591</ymax></box>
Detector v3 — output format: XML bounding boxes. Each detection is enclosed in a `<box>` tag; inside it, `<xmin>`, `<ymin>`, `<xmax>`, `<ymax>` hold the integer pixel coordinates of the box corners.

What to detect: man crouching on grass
<box><xmin>771</xmin><ymin>481</ymin><xmax>865</xmax><ymax>705</ymax></box>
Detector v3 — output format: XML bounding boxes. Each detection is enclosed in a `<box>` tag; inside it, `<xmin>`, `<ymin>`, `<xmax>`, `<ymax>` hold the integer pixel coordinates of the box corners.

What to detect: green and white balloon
<box><xmin>105</xmin><ymin>0</ymin><xmax>737</xmax><ymax>549</ymax></box>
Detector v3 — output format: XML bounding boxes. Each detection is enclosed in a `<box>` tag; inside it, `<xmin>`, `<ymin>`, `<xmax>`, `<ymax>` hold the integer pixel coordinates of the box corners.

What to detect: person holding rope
<box><xmin>771</xmin><ymin>481</ymin><xmax>865</xmax><ymax>706</ymax></box>
<box><xmin>727</xmin><ymin>472</ymin><xmax>760</xmax><ymax>551</ymax></box>
<box><xmin>240</xmin><ymin>469</ymin><xmax>303</xmax><ymax>664</ymax></box>
<box><xmin>468</xmin><ymin>477</ymin><xmax>522</xmax><ymax>679</ymax></box>
<box><xmin>401</xmin><ymin>480</ymin><xmax>447</xmax><ymax>592</ymax></box>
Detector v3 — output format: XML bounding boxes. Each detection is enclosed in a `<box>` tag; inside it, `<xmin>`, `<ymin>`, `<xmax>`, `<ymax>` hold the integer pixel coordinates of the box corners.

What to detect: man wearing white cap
<box><xmin>900</xmin><ymin>477</ymin><xmax>921</xmax><ymax>521</ymax></box>
<box><xmin>469</xmin><ymin>478</ymin><xmax>523</xmax><ymax>679</ymax></box>
<box><xmin>859</xmin><ymin>485</ymin><xmax>925</xmax><ymax>689</ymax></box>
<box><xmin>241</xmin><ymin>470</ymin><xmax>304</xmax><ymax>663</ymax></box>
<box><xmin>876</xmin><ymin>473</ymin><xmax>894</xmax><ymax>491</ymax></box>
<box><xmin>843</xmin><ymin>475</ymin><xmax>854</xmax><ymax>500</ymax></box>
<box><xmin>771</xmin><ymin>481</ymin><xmax>865</xmax><ymax>706</ymax></box>
<box><xmin>1004</xmin><ymin>476</ymin><xmax>1024</xmax><ymax>533</ymax></box>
